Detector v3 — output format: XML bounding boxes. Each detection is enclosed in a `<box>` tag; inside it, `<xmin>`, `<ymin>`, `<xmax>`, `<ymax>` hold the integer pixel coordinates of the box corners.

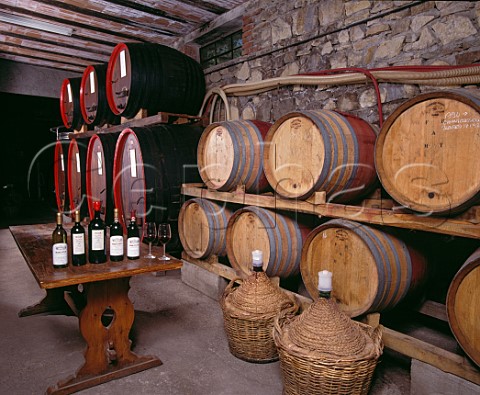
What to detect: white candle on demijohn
<box><xmin>318</xmin><ymin>270</ymin><xmax>332</xmax><ymax>292</ymax></box>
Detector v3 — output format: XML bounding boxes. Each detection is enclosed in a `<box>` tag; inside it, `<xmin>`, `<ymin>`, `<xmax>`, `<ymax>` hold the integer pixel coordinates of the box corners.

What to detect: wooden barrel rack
<box><xmin>180</xmin><ymin>182</ymin><xmax>480</xmax><ymax>385</ymax></box>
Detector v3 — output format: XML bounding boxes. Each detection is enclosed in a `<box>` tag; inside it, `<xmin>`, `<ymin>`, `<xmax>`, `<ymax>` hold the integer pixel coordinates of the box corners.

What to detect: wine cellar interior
<box><xmin>1</xmin><ymin>1</ymin><xmax>480</xmax><ymax>394</ymax></box>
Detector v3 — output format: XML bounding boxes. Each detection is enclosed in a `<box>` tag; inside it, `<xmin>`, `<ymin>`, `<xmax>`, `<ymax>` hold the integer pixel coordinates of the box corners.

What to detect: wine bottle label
<box><xmin>127</xmin><ymin>237</ymin><xmax>140</xmax><ymax>257</ymax></box>
<box><xmin>52</xmin><ymin>243</ymin><xmax>68</xmax><ymax>266</ymax></box>
<box><xmin>72</xmin><ymin>234</ymin><xmax>85</xmax><ymax>255</ymax></box>
<box><xmin>91</xmin><ymin>229</ymin><xmax>105</xmax><ymax>251</ymax></box>
<box><xmin>110</xmin><ymin>235</ymin><xmax>124</xmax><ymax>256</ymax></box>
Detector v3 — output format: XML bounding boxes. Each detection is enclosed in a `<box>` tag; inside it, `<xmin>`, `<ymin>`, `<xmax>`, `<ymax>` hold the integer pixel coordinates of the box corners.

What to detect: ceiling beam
<box><xmin>35</xmin><ymin>0</ymin><xmax>183</xmax><ymax>36</ymax></box>
<box><xmin>0</xmin><ymin>43</ymin><xmax>93</xmax><ymax>68</ymax></box>
<box><xmin>0</xmin><ymin>2</ymin><xmax>175</xmax><ymax>43</ymax></box>
<box><xmin>179</xmin><ymin>0</ymin><xmax>251</xmax><ymax>47</ymax></box>
<box><xmin>0</xmin><ymin>24</ymin><xmax>114</xmax><ymax>57</ymax></box>
<box><xmin>0</xmin><ymin>53</ymin><xmax>85</xmax><ymax>73</ymax></box>
<box><xmin>0</xmin><ymin>31</ymin><xmax>110</xmax><ymax>63</ymax></box>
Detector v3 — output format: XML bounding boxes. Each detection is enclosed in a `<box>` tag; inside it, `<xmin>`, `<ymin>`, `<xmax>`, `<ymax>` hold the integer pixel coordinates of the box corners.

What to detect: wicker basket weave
<box><xmin>221</xmin><ymin>272</ymin><xmax>298</xmax><ymax>363</ymax></box>
<box><xmin>273</xmin><ymin>297</ymin><xmax>383</xmax><ymax>395</ymax></box>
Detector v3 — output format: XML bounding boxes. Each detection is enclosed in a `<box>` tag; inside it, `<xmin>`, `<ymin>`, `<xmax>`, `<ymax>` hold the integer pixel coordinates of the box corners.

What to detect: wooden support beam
<box><xmin>382</xmin><ymin>327</ymin><xmax>480</xmax><ymax>385</ymax></box>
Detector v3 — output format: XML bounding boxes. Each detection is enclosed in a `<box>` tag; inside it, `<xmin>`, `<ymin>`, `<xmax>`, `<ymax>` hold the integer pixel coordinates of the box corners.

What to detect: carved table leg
<box><xmin>19</xmin><ymin>287</ymin><xmax>78</xmax><ymax>317</ymax></box>
<box><xmin>46</xmin><ymin>277</ymin><xmax>162</xmax><ymax>394</ymax></box>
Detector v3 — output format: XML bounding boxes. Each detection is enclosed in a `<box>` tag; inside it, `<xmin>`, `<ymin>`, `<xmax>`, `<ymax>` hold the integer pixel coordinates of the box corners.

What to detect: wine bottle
<box><xmin>252</xmin><ymin>249</ymin><xmax>264</xmax><ymax>273</ymax></box>
<box><xmin>318</xmin><ymin>270</ymin><xmax>332</xmax><ymax>299</ymax></box>
<box><xmin>126</xmin><ymin>211</ymin><xmax>140</xmax><ymax>260</ymax></box>
<box><xmin>71</xmin><ymin>210</ymin><xmax>86</xmax><ymax>266</ymax></box>
<box><xmin>110</xmin><ymin>208</ymin><xmax>124</xmax><ymax>261</ymax></box>
<box><xmin>52</xmin><ymin>212</ymin><xmax>68</xmax><ymax>269</ymax></box>
<box><xmin>88</xmin><ymin>201</ymin><xmax>107</xmax><ymax>264</ymax></box>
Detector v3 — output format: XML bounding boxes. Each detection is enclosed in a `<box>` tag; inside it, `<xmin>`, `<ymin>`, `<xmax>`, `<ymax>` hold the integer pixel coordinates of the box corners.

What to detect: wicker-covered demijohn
<box><xmin>221</xmin><ymin>271</ymin><xmax>298</xmax><ymax>363</ymax></box>
<box><xmin>273</xmin><ymin>295</ymin><xmax>383</xmax><ymax>395</ymax></box>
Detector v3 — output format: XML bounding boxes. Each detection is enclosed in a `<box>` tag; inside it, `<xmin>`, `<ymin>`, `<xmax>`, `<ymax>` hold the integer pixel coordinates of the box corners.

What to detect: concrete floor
<box><xmin>0</xmin><ymin>228</ymin><xmax>410</xmax><ymax>395</ymax></box>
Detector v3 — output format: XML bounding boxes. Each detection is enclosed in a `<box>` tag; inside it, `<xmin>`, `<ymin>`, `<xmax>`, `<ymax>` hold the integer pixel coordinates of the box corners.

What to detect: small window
<box><xmin>200</xmin><ymin>31</ymin><xmax>242</xmax><ymax>68</ymax></box>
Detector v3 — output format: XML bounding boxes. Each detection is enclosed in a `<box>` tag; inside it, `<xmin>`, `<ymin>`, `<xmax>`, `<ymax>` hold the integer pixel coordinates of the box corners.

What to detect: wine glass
<box><xmin>143</xmin><ymin>222</ymin><xmax>157</xmax><ymax>259</ymax></box>
<box><xmin>158</xmin><ymin>223</ymin><xmax>171</xmax><ymax>261</ymax></box>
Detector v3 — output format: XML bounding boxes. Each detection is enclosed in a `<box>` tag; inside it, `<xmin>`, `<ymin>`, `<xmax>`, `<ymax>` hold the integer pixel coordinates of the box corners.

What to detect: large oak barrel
<box><xmin>178</xmin><ymin>198</ymin><xmax>233</xmax><ymax>259</ymax></box>
<box><xmin>446</xmin><ymin>248</ymin><xmax>480</xmax><ymax>367</ymax></box>
<box><xmin>59</xmin><ymin>77</ymin><xmax>84</xmax><ymax>131</ymax></box>
<box><xmin>113</xmin><ymin>125</ymin><xmax>202</xmax><ymax>252</ymax></box>
<box><xmin>106</xmin><ymin>42</ymin><xmax>206</xmax><ymax>119</ymax></box>
<box><xmin>67</xmin><ymin>136</ymin><xmax>90</xmax><ymax>218</ymax></box>
<box><xmin>197</xmin><ymin>120</ymin><xmax>272</xmax><ymax>193</ymax></box>
<box><xmin>54</xmin><ymin>139</ymin><xmax>70</xmax><ymax>213</ymax></box>
<box><xmin>85</xmin><ymin>132</ymin><xmax>120</xmax><ymax>224</ymax></box>
<box><xmin>263</xmin><ymin>110</ymin><xmax>377</xmax><ymax>203</ymax></box>
<box><xmin>375</xmin><ymin>89</ymin><xmax>480</xmax><ymax>215</ymax></box>
<box><xmin>300</xmin><ymin>219</ymin><xmax>428</xmax><ymax>317</ymax></box>
<box><xmin>226</xmin><ymin>206</ymin><xmax>311</xmax><ymax>278</ymax></box>
<box><xmin>80</xmin><ymin>64</ymin><xmax>120</xmax><ymax>127</ymax></box>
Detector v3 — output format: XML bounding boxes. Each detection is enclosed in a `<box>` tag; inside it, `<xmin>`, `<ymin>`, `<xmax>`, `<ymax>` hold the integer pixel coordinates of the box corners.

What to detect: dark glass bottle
<box><xmin>252</xmin><ymin>249</ymin><xmax>264</xmax><ymax>273</ymax></box>
<box><xmin>88</xmin><ymin>201</ymin><xmax>107</xmax><ymax>263</ymax></box>
<box><xmin>71</xmin><ymin>210</ymin><xmax>86</xmax><ymax>266</ymax></box>
<box><xmin>126</xmin><ymin>211</ymin><xmax>140</xmax><ymax>260</ymax></box>
<box><xmin>109</xmin><ymin>208</ymin><xmax>124</xmax><ymax>262</ymax></box>
<box><xmin>52</xmin><ymin>212</ymin><xmax>68</xmax><ymax>269</ymax></box>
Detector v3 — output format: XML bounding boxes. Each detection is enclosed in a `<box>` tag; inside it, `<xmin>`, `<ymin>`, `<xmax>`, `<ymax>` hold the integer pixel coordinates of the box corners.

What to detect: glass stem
<box><xmin>163</xmin><ymin>243</ymin><xmax>166</xmax><ymax>258</ymax></box>
<box><xmin>148</xmin><ymin>242</ymin><xmax>152</xmax><ymax>256</ymax></box>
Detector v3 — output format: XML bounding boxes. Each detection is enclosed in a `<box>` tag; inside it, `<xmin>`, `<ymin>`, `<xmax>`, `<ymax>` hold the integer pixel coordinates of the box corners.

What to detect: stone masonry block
<box><xmin>181</xmin><ymin>260</ymin><xmax>228</xmax><ymax>301</ymax></box>
<box><xmin>410</xmin><ymin>359</ymin><xmax>479</xmax><ymax>395</ymax></box>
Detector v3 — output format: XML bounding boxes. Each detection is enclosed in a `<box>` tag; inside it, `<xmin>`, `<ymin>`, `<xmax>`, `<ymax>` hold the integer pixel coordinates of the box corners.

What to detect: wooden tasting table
<box><xmin>9</xmin><ymin>223</ymin><xmax>182</xmax><ymax>395</ymax></box>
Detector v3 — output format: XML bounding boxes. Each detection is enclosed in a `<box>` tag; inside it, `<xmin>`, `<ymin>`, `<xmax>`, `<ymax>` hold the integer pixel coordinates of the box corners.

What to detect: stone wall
<box><xmin>204</xmin><ymin>1</ymin><xmax>480</xmax><ymax>127</ymax></box>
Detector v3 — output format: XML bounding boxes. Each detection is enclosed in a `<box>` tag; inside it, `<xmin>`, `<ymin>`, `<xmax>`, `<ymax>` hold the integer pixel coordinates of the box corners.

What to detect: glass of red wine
<box><xmin>158</xmin><ymin>223</ymin><xmax>171</xmax><ymax>261</ymax></box>
<box><xmin>143</xmin><ymin>222</ymin><xmax>157</xmax><ymax>259</ymax></box>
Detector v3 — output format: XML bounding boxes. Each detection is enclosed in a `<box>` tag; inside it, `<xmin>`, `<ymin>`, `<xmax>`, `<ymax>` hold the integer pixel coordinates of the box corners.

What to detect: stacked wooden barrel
<box><xmin>375</xmin><ymin>89</ymin><xmax>480</xmax><ymax>216</ymax></box>
<box><xmin>447</xmin><ymin>248</ymin><xmax>480</xmax><ymax>367</ymax></box>
<box><xmin>178</xmin><ymin>198</ymin><xmax>232</xmax><ymax>259</ymax></box>
<box><xmin>85</xmin><ymin>132</ymin><xmax>120</xmax><ymax>224</ymax></box>
<box><xmin>53</xmin><ymin>139</ymin><xmax>70</xmax><ymax>213</ymax></box>
<box><xmin>113</xmin><ymin>124</ymin><xmax>202</xmax><ymax>251</ymax></box>
<box><xmin>300</xmin><ymin>219</ymin><xmax>428</xmax><ymax>317</ymax></box>
<box><xmin>197</xmin><ymin>120</ymin><xmax>272</xmax><ymax>193</ymax></box>
<box><xmin>80</xmin><ymin>63</ymin><xmax>120</xmax><ymax>128</ymax></box>
<box><xmin>56</xmin><ymin>42</ymin><xmax>206</xmax><ymax>234</ymax></box>
<box><xmin>59</xmin><ymin>77</ymin><xmax>84</xmax><ymax>132</ymax></box>
<box><xmin>263</xmin><ymin>110</ymin><xmax>378</xmax><ymax>203</ymax></box>
<box><xmin>67</xmin><ymin>136</ymin><xmax>90</xmax><ymax>218</ymax></box>
<box><xmin>106</xmin><ymin>42</ymin><xmax>206</xmax><ymax>119</ymax></box>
